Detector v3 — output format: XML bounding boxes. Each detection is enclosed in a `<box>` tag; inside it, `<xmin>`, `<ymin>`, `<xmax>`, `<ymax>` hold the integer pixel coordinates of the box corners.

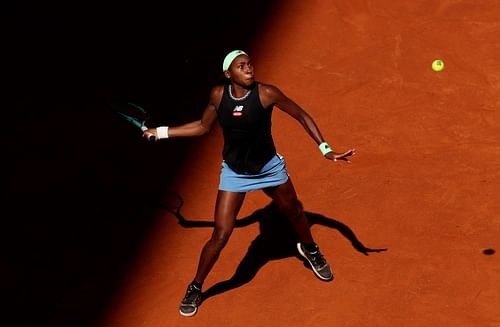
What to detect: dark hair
<box><xmin>213</xmin><ymin>71</ymin><xmax>230</xmax><ymax>85</ymax></box>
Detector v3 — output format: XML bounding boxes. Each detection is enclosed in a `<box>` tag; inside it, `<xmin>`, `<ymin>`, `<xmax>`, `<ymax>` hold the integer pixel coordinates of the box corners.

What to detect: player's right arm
<box><xmin>145</xmin><ymin>85</ymin><xmax>223</xmax><ymax>139</ymax></box>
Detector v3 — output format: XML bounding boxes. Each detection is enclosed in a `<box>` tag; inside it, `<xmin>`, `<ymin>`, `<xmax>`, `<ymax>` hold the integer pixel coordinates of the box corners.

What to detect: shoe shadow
<box><xmin>159</xmin><ymin>191</ymin><xmax>387</xmax><ymax>304</ymax></box>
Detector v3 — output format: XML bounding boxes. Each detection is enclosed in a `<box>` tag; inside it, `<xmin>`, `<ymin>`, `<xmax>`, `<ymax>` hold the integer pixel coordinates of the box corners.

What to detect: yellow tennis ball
<box><xmin>432</xmin><ymin>59</ymin><xmax>444</xmax><ymax>72</ymax></box>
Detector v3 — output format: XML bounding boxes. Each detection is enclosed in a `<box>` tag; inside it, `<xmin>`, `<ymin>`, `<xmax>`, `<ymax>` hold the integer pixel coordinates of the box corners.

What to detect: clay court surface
<box><xmin>7</xmin><ymin>0</ymin><xmax>500</xmax><ymax>326</ymax></box>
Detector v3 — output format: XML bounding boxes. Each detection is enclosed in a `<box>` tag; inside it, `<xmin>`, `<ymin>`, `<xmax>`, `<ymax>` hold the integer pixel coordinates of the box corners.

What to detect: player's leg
<box><xmin>194</xmin><ymin>190</ymin><xmax>246</xmax><ymax>283</ymax></box>
<box><xmin>179</xmin><ymin>190</ymin><xmax>246</xmax><ymax>317</ymax></box>
<box><xmin>263</xmin><ymin>178</ymin><xmax>333</xmax><ymax>281</ymax></box>
<box><xmin>263</xmin><ymin>178</ymin><xmax>313</xmax><ymax>243</ymax></box>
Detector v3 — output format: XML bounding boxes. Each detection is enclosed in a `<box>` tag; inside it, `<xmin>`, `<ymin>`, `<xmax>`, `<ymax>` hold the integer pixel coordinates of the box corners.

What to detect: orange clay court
<box><xmin>96</xmin><ymin>1</ymin><xmax>500</xmax><ymax>326</ymax></box>
<box><xmin>9</xmin><ymin>1</ymin><xmax>500</xmax><ymax>326</ymax></box>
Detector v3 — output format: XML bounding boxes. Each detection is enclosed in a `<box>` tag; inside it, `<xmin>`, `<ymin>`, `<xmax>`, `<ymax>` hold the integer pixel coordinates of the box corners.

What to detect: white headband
<box><xmin>222</xmin><ymin>50</ymin><xmax>248</xmax><ymax>72</ymax></box>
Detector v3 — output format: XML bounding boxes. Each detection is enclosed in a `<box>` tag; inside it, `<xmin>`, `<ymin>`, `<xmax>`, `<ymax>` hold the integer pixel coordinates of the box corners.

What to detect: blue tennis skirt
<box><xmin>219</xmin><ymin>153</ymin><xmax>289</xmax><ymax>192</ymax></box>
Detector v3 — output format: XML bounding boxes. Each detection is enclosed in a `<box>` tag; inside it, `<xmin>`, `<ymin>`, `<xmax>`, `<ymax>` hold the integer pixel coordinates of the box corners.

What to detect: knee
<box><xmin>282</xmin><ymin>202</ymin><xmax>304</xmax><ymax>221</ymax></box>
<box><xmin>210</xmin><ymin>228</ymin><xmax>231</xmax><ymax>250</ymax></box>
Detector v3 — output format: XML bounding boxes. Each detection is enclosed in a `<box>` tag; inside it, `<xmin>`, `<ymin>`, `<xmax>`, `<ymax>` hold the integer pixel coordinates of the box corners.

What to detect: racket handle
<box><xmin>141</xmin><ymin>126</ymin><xmax>156</xmax><ymax>141</ymax></box>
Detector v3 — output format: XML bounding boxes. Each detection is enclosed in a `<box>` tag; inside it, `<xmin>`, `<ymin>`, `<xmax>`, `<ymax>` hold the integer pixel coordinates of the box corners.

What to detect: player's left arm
<box><xmin>259</xmin><ymin>83</ymin><xmax>355</xmax><ymax>162</ymax></box>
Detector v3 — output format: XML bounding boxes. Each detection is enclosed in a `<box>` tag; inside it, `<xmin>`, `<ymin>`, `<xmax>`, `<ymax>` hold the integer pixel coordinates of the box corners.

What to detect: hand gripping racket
<box><xmin>115</xmin><ymin>102</ymin><xmax>156</xmax><ymax>141</ymax></box>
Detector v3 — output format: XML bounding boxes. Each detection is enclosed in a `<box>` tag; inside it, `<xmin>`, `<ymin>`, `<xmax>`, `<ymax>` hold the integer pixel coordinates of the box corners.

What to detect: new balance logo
<box><xmin>232</xmin><ymin>105</ymin><xmax>244</xmax><ymax>117</ymax></box>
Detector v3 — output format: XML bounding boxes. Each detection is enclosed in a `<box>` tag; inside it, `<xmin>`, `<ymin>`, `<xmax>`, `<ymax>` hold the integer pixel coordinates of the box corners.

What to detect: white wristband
<box><xmin>156</xmin><ymin>126</ymin><xmax>169</xmax><ymax>139</ymax></box>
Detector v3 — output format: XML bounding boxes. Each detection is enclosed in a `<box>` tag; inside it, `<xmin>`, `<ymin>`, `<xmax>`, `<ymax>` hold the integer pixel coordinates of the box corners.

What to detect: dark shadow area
<box><xmin>5</xmin><ymin>1</ymin><xmax>282</xmax><ymax>326</ymax></box>
<box><xmin>160</xmin><ymin>193</ymin><xmax>387</xmax><ymax>303</ymax></box>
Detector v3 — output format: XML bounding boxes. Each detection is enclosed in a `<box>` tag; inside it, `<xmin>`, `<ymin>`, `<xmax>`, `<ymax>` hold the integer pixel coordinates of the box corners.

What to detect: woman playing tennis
<box><xmin>144</xmin><ymin>50</ymin><xmax>355</xmax><ymax>317</ymax></box>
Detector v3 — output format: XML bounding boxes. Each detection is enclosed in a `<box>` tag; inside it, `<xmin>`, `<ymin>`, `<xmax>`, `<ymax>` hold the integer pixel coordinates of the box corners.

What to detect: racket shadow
<box><xmin>159</xmin><ymin>192</ymin><xmax>387</xmax><ymax>303</ymax></box>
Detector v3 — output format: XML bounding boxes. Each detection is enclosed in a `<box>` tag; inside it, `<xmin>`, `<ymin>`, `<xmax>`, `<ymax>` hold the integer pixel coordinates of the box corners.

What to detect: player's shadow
<box><xmin>159</xmin><ymin>191</ymin><xmax>387</xmax><ymax>303</ymax></box>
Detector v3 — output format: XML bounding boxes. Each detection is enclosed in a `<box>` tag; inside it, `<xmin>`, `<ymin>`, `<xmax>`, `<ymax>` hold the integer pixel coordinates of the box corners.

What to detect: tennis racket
<box><xmin>114</xmin><ymin>101</ymin><xmax>156</xmax><ymax>141</ymax></box>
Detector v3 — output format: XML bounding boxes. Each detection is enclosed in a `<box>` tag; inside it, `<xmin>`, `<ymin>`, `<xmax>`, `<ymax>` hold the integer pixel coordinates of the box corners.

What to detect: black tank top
<box><xmin>218</xmin><ymin>82</ymin><xmax>277</xmax><ymax>174</ymax></box>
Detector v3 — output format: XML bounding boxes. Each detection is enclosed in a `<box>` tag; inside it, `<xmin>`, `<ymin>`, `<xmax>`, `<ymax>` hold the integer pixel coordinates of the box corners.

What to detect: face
<box><xmin>225</xmin><ymin>55</ymin><xmax>254</xmax><ymax>86</ymax></box>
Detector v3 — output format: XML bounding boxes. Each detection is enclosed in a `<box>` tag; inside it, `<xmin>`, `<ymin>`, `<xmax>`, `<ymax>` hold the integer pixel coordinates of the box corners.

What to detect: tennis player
<box><xmin>144</xmin><ymin>50</ymin><xmax>355</xmax><ymax>317</ymax></box>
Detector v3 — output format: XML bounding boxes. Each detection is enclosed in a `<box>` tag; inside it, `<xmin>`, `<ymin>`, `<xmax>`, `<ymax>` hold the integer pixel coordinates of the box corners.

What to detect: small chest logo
<box><xmin>232</xmin><ymin>105</ymin><xmax>244</xmax><ymax>117</ymax></box>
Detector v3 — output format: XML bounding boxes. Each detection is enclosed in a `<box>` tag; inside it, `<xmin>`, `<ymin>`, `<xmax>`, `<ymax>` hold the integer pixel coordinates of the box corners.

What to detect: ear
<box><xmin>224</xmin><ymin>71</ymin><xmax>231</xmax><ymax>79</ymax></box>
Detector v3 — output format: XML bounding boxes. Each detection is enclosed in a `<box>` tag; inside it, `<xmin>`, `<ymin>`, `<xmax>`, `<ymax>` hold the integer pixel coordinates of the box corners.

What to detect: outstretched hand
<box><xmin>325</xmin><ymin>149</ymin><xmax>356</xmax><ymax>163</ymax></box>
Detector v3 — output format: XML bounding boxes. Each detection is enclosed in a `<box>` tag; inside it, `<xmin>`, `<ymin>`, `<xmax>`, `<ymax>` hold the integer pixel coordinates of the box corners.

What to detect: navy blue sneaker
<box><xmin>297</xmin><ymin>243</ymin><xmax>333</xmax><ymax>281</ymax></box>
<box><xmin>179</xmin><ymin>284</ymin><xmax>202</xmax><ymax>317</ymax></box>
